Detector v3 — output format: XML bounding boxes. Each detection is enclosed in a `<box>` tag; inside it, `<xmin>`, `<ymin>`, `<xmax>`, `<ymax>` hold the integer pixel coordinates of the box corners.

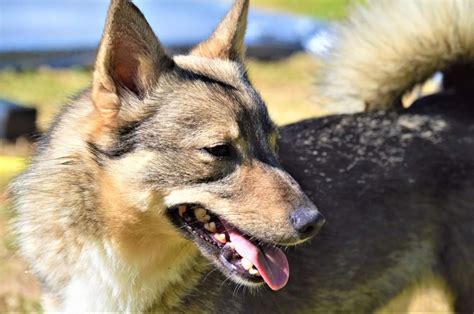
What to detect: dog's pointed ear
<box><xmin>190</xmin><ymin>0</ymin><xmax>249</xmax><ymax>62</ymax></box>
<box><xmin>92</xmin><ymin>0</ymin><xmax>173</xmax><ymax>124</ymax></box>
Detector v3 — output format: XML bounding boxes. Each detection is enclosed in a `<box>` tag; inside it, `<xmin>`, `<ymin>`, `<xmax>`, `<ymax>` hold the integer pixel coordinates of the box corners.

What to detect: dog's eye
<box><xmin>204</xmin><ymin>144</ymin><xmax>233</xmax><ymax>159</ymax></box>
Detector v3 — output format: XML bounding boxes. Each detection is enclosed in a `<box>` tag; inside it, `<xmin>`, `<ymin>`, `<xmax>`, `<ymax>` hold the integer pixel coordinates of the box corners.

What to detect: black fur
<box><xmin>184</xmin><ymin>92</ymin><xmax>474</xmax><ymax>313</ymax></box>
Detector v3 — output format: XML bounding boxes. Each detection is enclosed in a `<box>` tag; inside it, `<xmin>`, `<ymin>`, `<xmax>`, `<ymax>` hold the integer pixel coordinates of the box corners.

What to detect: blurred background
<box><xmin>0</xmin><ymin>0</ymin><xmax>450</xmax><ymax>312</ymax></box>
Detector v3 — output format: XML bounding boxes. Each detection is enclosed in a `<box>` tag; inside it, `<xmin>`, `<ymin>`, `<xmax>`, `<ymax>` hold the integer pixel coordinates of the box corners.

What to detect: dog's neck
<box><xmin>59</xmin><ymin>237</ymin><xmax>208</xmax><ymax>312</ymax></box>
<box><xmin>65</xmin><ymin>168</ymin><xmax>211</xmax><ymax>312</ymax></box>
<box><xmin>40</xmin><ymin>101</ymin><xmax>215</xmax><ymax>311</ymax></box>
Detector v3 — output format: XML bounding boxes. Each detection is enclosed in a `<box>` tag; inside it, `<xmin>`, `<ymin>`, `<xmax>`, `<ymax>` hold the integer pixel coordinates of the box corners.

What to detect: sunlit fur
<box><xmin>9</xmin><ymin>0</ymin><xmax>474</xmax><ymax>312</ymax></box>
<box><xmin>318</xmin><ymin>0</ymin><xmax>474</xmax><ymax>112</ymax></box>
<box><xmin>9</xmin><ymin>0</ymin><xmax>319</xmax><ymax>311</ymax></box>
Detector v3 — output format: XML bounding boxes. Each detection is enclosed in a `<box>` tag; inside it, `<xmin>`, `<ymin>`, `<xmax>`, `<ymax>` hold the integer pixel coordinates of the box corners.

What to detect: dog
<box><xmin>9</xmin><ymin>0</ymin><xmax>474</xmax><ymax>312</ymax></box>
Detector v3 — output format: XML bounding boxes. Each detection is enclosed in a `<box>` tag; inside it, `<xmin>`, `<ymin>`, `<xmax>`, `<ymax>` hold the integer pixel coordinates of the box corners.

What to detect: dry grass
<box><xmin>248</xmin><ymin>54</ymin><xmax>331</xmax><ymax>124</ymax></box>
<box><xmin>0</xmin><ymin>54</ymin><xmax>326</xmax><ymax>130</ymax></box>
<box><xmin>0</xmin><ymin>68</ymin><xmax>90</xmax><ymax>130</ymax></box>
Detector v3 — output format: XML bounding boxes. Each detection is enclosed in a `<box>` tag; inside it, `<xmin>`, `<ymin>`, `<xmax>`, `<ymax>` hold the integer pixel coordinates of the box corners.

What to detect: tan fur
<box><xmin>377</xmin><ymin>272</ymin><xmax>453</xmax><ymax>314</ymax></box>
<box><xmin>97</xmin><ymin>153</ymin><xmax>190</xmax><ymax>263</ymax></box>
<box><xmin>162</xmin><ymin>160</ymin><xmax>308</xmax><ymax>244</ymax></box>
<box><xmin>12</xmin><ymin>0</ymin><xmax>471</xmax><ymax>312</ymax></box>
<box><xmin>191</xmin><ymin>0</ymin><xmax>248</xmax><ymax>61</ymax></box>
<box><xmin>317</xmin><ymin>0</ymin><xmax>474</xmax><ymax>112</ymax></box>
<box><xmin>92</xmin><ymin>0</ymin><xmax>172</xmax><ymax>125</ymax></box>
<box><xmin>10</xmin><ymin>0</ymin><xmax>320</xmax><ymax>311</ymax></box>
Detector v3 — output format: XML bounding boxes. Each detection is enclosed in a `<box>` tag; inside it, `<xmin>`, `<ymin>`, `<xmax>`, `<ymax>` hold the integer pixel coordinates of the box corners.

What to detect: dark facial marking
<box><xmin>174</xmin><ymin>66</ymin><xmax>238</xmax><ymax>91</ymax></box>
<box><xmin>87</xmin><ymin>119</ymin><xmax>145</xmax><ymax>162</ymax></box>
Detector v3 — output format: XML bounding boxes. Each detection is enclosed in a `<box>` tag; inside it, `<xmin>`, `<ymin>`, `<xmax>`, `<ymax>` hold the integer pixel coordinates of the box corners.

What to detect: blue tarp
<box><xmin>0</xmin><ymin>0</ymin><xmax>329</xmax><ymax>68</ymax></box>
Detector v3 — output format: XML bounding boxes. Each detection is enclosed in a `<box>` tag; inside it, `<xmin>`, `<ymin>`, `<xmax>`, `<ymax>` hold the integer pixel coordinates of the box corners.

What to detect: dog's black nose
<box><xmin>291</xmin><ymin>208</ymin><xmax>325</xmax><ymax>239</ymax></box>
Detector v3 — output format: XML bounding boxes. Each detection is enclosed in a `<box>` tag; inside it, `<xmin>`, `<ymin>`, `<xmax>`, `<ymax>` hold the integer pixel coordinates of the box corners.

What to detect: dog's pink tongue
<box><xmin>226</xmin><ymin>228</ymin><xmax>289</xmax><ymax>290</ymax></box>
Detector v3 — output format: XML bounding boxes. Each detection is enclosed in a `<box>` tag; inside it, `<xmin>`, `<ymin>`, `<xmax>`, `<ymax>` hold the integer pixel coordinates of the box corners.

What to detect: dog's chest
<box><xmin>60</xmin><ymin>242</ymin><xmax>200</xmax><ymax>312</ymax></box>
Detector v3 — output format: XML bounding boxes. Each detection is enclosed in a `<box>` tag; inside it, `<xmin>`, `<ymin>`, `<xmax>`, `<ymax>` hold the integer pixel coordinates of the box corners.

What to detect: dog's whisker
<box><xmin>201</xmin><ymin>268</ymin><xmax>219</xmax><ymax>283</ymax></box>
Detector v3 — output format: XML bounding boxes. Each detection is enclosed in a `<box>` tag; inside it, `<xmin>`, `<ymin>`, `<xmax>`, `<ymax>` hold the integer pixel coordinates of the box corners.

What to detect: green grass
<box><xmin>253</xmin><ymin>0</ymin><xmax>361</xmax><ymax>20</ymax></box>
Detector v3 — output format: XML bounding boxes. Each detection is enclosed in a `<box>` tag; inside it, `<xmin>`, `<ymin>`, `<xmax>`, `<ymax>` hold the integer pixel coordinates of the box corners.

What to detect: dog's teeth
<box><xmin>178</xmin><ymin>205</ymin><xmax>187</xmax><ymax>217</ymax></box>
<box><xmin>249</xmin><ymin>268</ymin><xmax>260</xmax><ymax>276</ymax></box>
<box><xmin>204</xmin><ymin>222</ymin><xmax>216</xmax><ymax>233</ymax></box>
<box><xmin>194</xmin><ymin>208</ymin><xmax>207</xmax><ymax>221</ymax></box>
<box><xmin>209</xmin><ymin>221</ymin><xmax>216</xmax><ymax>232</ymax></box>
<box><xmin>203</xmin><ymin>214</ymin><xmax>211</xmax><ymax>222</ymax></box>
<box><xmin>241</xmin><ymin>258</ymin><xmax>253</xmax><ymax>270</ymax></box>
<box><xmin>215</xmin><ymin>233</ymin><xmax>227</xmax><ymax>243</ymax></box>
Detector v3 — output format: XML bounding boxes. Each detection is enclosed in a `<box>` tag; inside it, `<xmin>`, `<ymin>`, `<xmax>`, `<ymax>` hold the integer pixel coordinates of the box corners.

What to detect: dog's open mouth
<box><xmin>168</xmin><ymin>204</ymin><xmax>289</xmax><ymax>290</ymax></box>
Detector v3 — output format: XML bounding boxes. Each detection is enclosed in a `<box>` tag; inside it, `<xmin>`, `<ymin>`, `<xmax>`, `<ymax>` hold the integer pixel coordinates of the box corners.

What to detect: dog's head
<box><xmin>90</xmin><ymin>0</ymin><xmax>324</xmax><ymax>290</ymax></box>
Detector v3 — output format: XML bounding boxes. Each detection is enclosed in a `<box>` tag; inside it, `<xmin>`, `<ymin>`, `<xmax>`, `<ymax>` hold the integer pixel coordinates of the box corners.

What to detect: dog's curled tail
<box><xmin>318</xmin><ymin>0</ymin><xmax>474</xmax><ymax>111</ymax></box>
